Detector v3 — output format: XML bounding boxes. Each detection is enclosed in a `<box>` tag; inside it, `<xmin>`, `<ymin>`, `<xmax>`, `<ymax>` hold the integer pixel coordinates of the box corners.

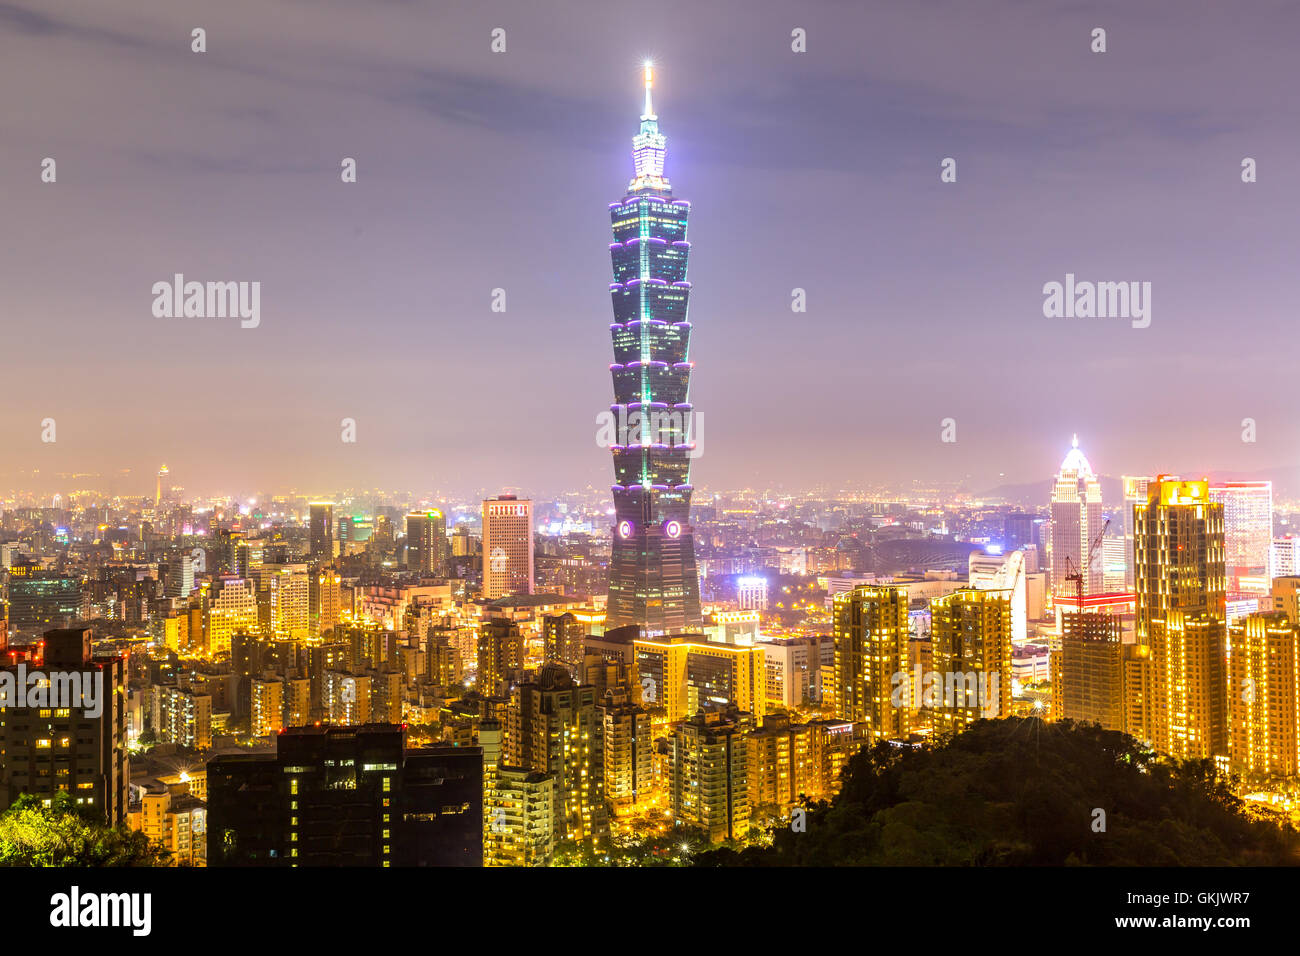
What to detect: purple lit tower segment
<box><xmin>604</xmin><ymin>64</ymin><xmax>702</xmax><ymax>636</ymax></box>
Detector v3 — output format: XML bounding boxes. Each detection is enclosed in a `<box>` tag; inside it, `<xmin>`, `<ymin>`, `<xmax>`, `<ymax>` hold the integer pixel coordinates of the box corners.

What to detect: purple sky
<box><xmin>2</xmin><ymin>0</ymin><xmax>1299</xmax><ymax>500</ymax></box>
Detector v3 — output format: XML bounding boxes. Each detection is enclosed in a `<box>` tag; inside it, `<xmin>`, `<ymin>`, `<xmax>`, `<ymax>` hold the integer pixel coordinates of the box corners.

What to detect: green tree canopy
<box><xmin>695</xmin><ymin>718</ymin><xmax>1300</xmax><ymax>866</ymax></box>
<box><xmin>0</xmin><ymin>792</ymin><xmax>170</xmax><ymax>867</ymax></box>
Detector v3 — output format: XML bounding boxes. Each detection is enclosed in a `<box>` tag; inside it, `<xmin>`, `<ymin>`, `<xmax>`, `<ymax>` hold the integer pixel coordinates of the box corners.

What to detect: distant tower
<box><xmin>1050</xmin><ymin>436</ymin><xmax>1103</xmax><ymax>599</ymax></box>
<box><xmin>604</xmin><ymin>63</ymin><xmax>703</xmax><ymax>636</ymax></box>
<box><xmin>156</xmin><ymin>464</ymin><xmax>169</xmax><ymax>507</ymax></box>
<box><xmin>308</xmin><ymin>502</ymin><xmax>335</xmax><ymax>560</ymax></box>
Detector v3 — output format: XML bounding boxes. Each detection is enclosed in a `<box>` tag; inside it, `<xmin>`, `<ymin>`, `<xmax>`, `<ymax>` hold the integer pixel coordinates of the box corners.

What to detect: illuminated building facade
<box><xmin>669</xmin><ymin>704</ymin><xmax>752</xmax><ymax>843</ymax></box>
<box><xmin>477</xmin><ymin>619</ymin><xmax>525</xmax><ymax>697</ymax></box>
<box><xmin>605</xmin><ymin>64</ymin><xmax>703</xmax><ymax>637</ymax></box>
<box><xmin>746</xmin><ymin>715</ymin><xmax>819</xmax><ymax>815</ymax></box>
<box><xmin>203</xmin><ymin>576</ymin><xmax>259</xmax><ymax>657</ymax></box>
<box><xmin>1134</xmin><ymin>478</ymin><xmax>1227</xmax><ymax>761</ymax></box>
<box><xmin>507</xmin><ymin>664</ymin><xmax>608</xmax><ymax>846</ymax></box>
<box><xmin>481</xmin><ymin>496</ymin><xmax>533</xmax><ymax>599</ymax></box>
<box><xmin>600</xmin><ymin>687</ymin><xmax>652</xmax><ymax>810</ymax></box>
<box><xmin>1227</xmin><ymin>611</ymin><xmax>1299</xmax><ymax>778</ymax></box>
<box><xmin>634</xmin><ymin>634</ymin><xmax>766</xmax><ymax>723</ymax></box>
<box><xmin>153</xmin><ymin>685</ymin><xmax>213</xmax><ymax>749</ymax></box>
<box><xmin>1050</xmin><ymin>436</ymin><xmax>1104</xmax><ymax>599</ymax></box>
<box><xmin>831</xmin><ymin>585</ymin><xmax>910</xmax><ymax>741</ymax></box>
<box><xmin>309</xmin><ymin>566</ymin><xmax>342</xmax><ymax>638</ymax></box>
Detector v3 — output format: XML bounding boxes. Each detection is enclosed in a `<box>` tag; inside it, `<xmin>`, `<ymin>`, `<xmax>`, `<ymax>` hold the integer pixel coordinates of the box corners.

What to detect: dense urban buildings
<box><xmin>2</xmin><ymin>50</ymin><xmax>1299</xmax><ymax>885</ymax></box>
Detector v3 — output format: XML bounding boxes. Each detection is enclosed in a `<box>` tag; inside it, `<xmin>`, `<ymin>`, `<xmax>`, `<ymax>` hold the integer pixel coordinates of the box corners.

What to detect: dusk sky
<box><xmin>3</xmin><ymin>0</ymin><xmax>1299</xmax><ymax>501</ymax></box>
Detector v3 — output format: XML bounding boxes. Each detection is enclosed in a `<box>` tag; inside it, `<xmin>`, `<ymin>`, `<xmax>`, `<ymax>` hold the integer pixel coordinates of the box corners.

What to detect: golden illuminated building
<box><xmin>831</xmin><ymin>584</ymin><xmax>910</xmax><ymax>741</ymax></box>
<box><xmin>309</xmin><ymin>566</ymin><xmax>342</xmax><ymax>638</ymax></box>
<box><xmin>633</xmin><ymin>634</ymin><xmax>765</xmax><ymax>723</ymax></box>
<box><xmin>250</xmin><ymin>678</ymin><xmax>284</xmax><ymax>736</ymax></box>
<box><xmin>746</xmin><ymin>714</ymin><xmax>819</xmax><ymax>817</ymax></box>
<box><xmin>669</xmin><ymin>705</ymin><xmax>752</xmax><ymax>843</ymax></box>
<box><xmin>1134</xmin><ymin>477</ymin><xmax>1227</xmax><ymax>761</ymax></box>
<box><xmin>1227</xmin><ymin>611</ymin><xmax>1300</xmax><ymax>778</ymax></box>
<box><xmin>477</xmin><ymin>620</ymin><xmax>525</xmax><ymax>697</ymax></box>
<box><xmin>130</xmin><ymin>780</ymin><xmax>206</xmax><ymax>866</ymax></box>
<box><xmin>507</xmin><ymin>664</ymin><xmax>608</xmax><ymax>846</ymax></box>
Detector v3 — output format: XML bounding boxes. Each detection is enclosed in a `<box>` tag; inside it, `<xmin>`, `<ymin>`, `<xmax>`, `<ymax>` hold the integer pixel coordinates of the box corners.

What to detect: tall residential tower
<box><xmin>604</xmin><ymin>64</ymin><xmax>702</xmax><ymax>636</ymax></box>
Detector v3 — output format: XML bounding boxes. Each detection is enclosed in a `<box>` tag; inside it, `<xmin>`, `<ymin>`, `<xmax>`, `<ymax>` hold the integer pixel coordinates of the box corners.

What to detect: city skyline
<box><xmin>4</xmin><ymin>0</ymin><xmax>1300</xmax><ymax>498</ymax></box>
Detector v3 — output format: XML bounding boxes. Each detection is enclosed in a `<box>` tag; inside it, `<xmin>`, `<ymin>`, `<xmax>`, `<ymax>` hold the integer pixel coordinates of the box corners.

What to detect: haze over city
<box><xmin>3</xmin><ymin>0</ymin><xmax>1299</xmax><ymax>499</ymax></box>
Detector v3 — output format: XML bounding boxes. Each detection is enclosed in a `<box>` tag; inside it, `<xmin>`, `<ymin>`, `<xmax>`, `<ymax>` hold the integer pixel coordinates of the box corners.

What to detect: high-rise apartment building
<box><xmin>1122</xmin><ymin>476</ymin><xmax>1154</xmax><ymax>590</ymax></box>
<box><xmin>1227</xmin><ymin>611</ymin><xmax>1299</xmax><ymax>778</ymax></box>
<box><xmin>477</xmin><ymin>619</ymin><xmax>525</xmax><ymax>697</ymax></box>
<box><xmin>669</xmin><ymin>704</ymin><xmax>752</xmax><ymax>843</ymax></box>
<box><xmin>481</xmin><ymin>496</ymin><xmax>533</xmax><ymax>600</ymax></box>
<box><xmin>1134</xmin><ymin>477</ymin><xmax>1227</xmax><ymax>761</ymax></box>
<box><xmin>153</xmin><ymin>685</ymin><xmax>213</xmax><ymax>749</ymax></box>
<box><xmin>831</xmin><ymin>585</ymin><xmax>910</xmax><ymax>742</ymax></box>
<box><xmin>507</xmin><ymin>664</ymin><xmax>608</xmax><ymax>846</ymax></box>
<box><xmin>604</xmin><ymin>65</ymin><xmax>703</xmax><ymax>638</ymax></box>
<box><xmin>309</xmin><ymin>565</ymin><xmax>342</xmax><ymax>638</ymax></box>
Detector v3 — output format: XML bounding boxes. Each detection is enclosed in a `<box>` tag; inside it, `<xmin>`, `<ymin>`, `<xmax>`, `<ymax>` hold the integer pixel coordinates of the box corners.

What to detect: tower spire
<box><xmin>630</xmin><ymin>61</ymin><xmax>668</xmax><ymax>192</ymax></box>
<box><xmin>642</xmin><ymin>61</ymin><xmax>655</xmax><ymax>119</ymax></box>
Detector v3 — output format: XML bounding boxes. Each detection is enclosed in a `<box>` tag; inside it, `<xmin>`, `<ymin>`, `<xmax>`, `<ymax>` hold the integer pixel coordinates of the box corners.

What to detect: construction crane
<box><xmin>1063</xmin><ymin>517</ymin><xmax>1111</xmax><ymax>608</ymax></box>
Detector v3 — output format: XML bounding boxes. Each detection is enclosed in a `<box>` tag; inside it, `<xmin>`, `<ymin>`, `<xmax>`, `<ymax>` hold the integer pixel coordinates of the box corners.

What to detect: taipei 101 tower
<box><xmin>603</xmin><ymin>64</ymin><xmax>702</xmax><ymax>636</ymax></box>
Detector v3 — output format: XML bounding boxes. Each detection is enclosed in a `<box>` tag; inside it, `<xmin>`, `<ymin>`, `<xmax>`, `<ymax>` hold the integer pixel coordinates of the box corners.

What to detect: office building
<box><xmin>482</xmin><ymin>496</ymin><xmax>533</xmax><ymax>599</ymax></box>
<box><xmin>1050</xmin><ymin>436</ymin><xmax>1104</xmax><ymax>599</ymax></box>
<box><xmin>208</xmin><ymin>725</ymin><xmax>483</xmax><ymax>866</ymax></box>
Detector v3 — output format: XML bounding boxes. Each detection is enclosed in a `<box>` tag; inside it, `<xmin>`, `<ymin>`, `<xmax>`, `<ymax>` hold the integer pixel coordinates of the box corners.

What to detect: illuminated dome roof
<box><xmin>1059</xmin><ymin>434</ymin><xmax>1095</xmax><ymax>477</ymax></box>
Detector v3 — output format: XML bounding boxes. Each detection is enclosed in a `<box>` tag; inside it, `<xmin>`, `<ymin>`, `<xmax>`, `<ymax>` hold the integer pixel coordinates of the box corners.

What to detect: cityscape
<box><xmin>2</xmin><ymin>4</ymin><xmax>1298</xmax><ymax>934</ymax></box>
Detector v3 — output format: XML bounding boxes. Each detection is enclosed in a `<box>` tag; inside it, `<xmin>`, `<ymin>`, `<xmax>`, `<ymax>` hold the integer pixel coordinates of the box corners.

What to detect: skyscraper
<box><xmin>1050</xmin><ymin>436</ymin><xmax>1103</xmax><ymax>600</ymax></box>
<box><xmin>481</xmin><ymin>496</ymin><xmax>533</xmax><ymax>599</ymax></box>
<box><xmin>604</xmin><ymin>63</ymin><xmax>703</xmax><ymax>637</ymax></box>
<box><xmin>1122</xmin><ymin>475</ymin><xmax>1154</xmax><ymax>589</ymax></box>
